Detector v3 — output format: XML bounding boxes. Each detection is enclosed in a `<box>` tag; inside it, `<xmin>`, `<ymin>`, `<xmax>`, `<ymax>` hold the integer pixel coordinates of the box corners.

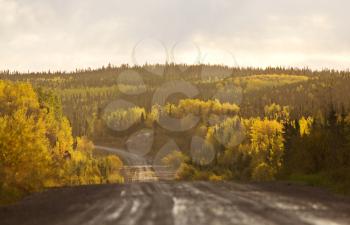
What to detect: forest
<box><xmin>1</xmin><ymin>64</ymin><xmax>350</xmax><ymax>203</ymax></box>
<box><xmin>0</xmin><ymin>80</ymin><xmax>124</xmax><ymax>204</ymax></box>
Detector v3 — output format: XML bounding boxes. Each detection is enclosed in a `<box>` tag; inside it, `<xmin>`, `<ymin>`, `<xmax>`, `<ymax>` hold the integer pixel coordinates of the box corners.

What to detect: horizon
<box><xmin>1</xmin><ymin>63</ymin><xmax>350</xmax><ymax>74</ymax></box>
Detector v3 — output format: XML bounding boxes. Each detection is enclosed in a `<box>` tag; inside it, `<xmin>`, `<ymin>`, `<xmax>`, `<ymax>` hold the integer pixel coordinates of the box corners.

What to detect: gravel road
<box><xmin>1</xmin><ymin>181</ymin><xmax>349</xmax><ymax>225</ymax></box>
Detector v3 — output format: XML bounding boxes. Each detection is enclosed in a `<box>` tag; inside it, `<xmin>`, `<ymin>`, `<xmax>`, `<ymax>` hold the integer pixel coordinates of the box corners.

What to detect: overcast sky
<box><xmin>1</xmin><ymin>0</ymin><xmax>350</xmax><ymax>72</ymax></box>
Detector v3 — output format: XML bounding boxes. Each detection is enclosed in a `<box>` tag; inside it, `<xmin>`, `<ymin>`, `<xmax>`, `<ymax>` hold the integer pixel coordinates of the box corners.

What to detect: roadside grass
<box><xmin>287</xmin><ymin>171</ymin><xmax>350</xmax><ymax>196</ymax></box>
<box><xmin>0</xmin><ymin>187</ymin><xmax>26</xmax><ymax>206</ymax></box>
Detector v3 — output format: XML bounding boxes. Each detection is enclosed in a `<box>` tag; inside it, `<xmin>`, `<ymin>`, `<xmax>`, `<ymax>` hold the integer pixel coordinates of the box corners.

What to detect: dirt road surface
<box><xmin>1</xmin><ymin>181</ymin><xmax>350</xmax><ymax>225</ymax></box>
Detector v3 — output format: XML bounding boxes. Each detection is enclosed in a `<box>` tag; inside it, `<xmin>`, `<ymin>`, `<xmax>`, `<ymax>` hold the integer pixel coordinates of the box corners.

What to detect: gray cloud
<box><xmin>0</xmin><ymin>0</ymin><xmax>350</xmax><ymax>71</ymax></box>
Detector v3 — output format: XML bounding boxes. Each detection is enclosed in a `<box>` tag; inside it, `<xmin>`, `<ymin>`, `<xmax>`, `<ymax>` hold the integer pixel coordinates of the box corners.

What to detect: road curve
<box><xmin>93</xmin><ymin>145</ymin><xmax>147</xmax><ymax>165</ymax></box>
<box><xmin>1</xmin><ymin>182</ymin><xmax>349</xmax><ymax>225</ymax></box>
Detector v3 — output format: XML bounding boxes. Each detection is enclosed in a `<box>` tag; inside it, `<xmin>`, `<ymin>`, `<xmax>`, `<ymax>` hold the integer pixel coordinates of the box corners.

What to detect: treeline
<box><xmin>2</xmin><ymin>65</ymin><xmax>350</xmax><ymax>138</ymax></box>
<box><xmin>78</xmin><ymin>92</ymin><xmax>350</xmax><ymax>193</ymax></box>
<box><xmin>2</xmin><ymin>64</ymin><xmax>349</xmax><ymax>85</ymax></box>
<box><xmin>162</xmin><ymin>102</ymin><xmax>350</xmax><ymax>194</ymax></box>
<box><xmin>0</xmin><ymin>81</ymin><xmax>123</xmax><ymax>204</ymax></box>
<box><xmin>1</xmin><ymin>64</ymin><xmax>350</xmax><ymax>194</ymax></box>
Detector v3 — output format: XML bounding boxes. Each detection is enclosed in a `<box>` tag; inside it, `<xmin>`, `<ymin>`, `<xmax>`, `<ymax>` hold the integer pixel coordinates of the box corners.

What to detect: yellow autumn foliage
<box><xmin>0</xmin><ymin>81</ymin><xmax>124</xmax><ymax>202</ymax></box>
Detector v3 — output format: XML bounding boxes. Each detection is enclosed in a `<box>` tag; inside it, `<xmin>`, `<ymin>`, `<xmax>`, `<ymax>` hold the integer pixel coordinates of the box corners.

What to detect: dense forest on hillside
<box><xmin>2</xmin><ymin>64</ymin><xmax>349</xmax><ymax>135</ymax></box>
<box><xmin>1</xmin><ymin>64</ymin><xmax>350</xmax><ymax>196</ymax></box>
